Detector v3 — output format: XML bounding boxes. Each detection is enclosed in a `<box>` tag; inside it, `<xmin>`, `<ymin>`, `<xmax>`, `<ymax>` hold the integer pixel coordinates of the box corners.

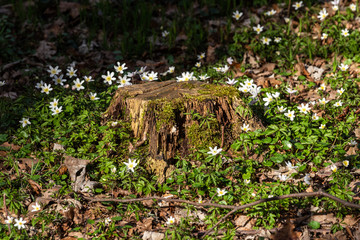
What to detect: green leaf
<box><xmin>298</xmin><ymin>164</ymin><xmax>306</xmax><ymax>172</ymax></box>
<box><xmin>263</xmin><ymin>137</ymin><xmax>272</xmax><ymax>144</ymax></box>
<box><xmin>283</xmin><ymin>140</ymin><xmax>291</xmax><ymax>147</ymax></box>
<box><xmin>295</xmin><ymin>143</ymin><xmax>304</xmax><ymax>149</ymax></box>
<box><xmin>263</xmin><ymin>160</ymin><xmax>273</xmax><ymax>167</ymax></box>
<box><xmin>193</xmin><ymin>183</ymin><xmax>203</xmax><ymax>188</ymax></box>
<box><xmin>253</xmin><ymin>139</ymin><xmax>262</xmax><ymax>145</ymax></box>
<box><xmin>0</xmin><ymin>134</ymin><xmax>8</xmax><ymax>142</ymax></box>
<box><xmin>242</xmin><ymin>172</ymin><xmax>251</xmax><ymax>180</ymax></box>
<box><xmin>87</xmin><ymin>219</ymin><xmax>95</xmax><ymax>224</ymax></box>
<box><xmin>308</xmin><ymin>221</ymin><xmax>321</xmax><ymax>229</ymax></box>
<box><xmin>270</xmin><ymin>153</ymin><xmax>284</xmax><ymax>163</ymax></box>
<box><xmin>112</xmin><ymin>216</ymin><xmax>123</xmax><ymax>221</ymax></box>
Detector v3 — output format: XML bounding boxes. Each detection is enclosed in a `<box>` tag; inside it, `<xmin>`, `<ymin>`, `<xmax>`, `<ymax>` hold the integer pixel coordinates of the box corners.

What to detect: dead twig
<box><xmin>80</xmin><ymin>189</ymin><xmax>360</xmax><ymax>239</ymax></box>
<box><xmin>220</xmin><ymin>125</ymin><xmax>225</xmax><ymax>148</ymax></box>
<box><xmin>3</xmin><ymin>193</ymin><xmax>11</xmax><ymax>234</ymax></box>
<box><xmin>288</xmin><ymin>0</ymin><xmax>292</xmax><ymax>17</ymax></box>
<box><xmin>83</xmin><ymin>189</ymin><xmax>360</xmax><ymax>210</ymax></box>
<box><xmin>200</xmin><ymin>189</ymin><xmax>360</xmax><ymax>238</ymax></box>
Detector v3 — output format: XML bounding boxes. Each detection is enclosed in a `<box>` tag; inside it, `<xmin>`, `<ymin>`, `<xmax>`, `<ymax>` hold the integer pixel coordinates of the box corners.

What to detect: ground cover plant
<box><xmin>0</xmin><ymin>0</ymin><xmax>360</xmax><ymax>239</ymax></box>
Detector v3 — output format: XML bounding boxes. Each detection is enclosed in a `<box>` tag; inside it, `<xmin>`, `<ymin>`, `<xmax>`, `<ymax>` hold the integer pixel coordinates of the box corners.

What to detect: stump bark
<box><xmin>103</xmin><ymin>80</ymin><xmax>264</xmax><ymax>181</ymax></box>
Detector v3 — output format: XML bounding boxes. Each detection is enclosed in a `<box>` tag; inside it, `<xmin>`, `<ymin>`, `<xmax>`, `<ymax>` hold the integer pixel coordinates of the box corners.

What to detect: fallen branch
<box><xmin>201</xmin><ymin>189</ymin><xmax>360</xmax><ymax>238</ymax></box>
<box><xmin>83</xmin><ymin>189</ymin><xmax>360</xmax><ymax>210</ymax></box>
<box><xmin>3</xmin><ymin>193</ymin><xmax>11</xmax><ymax>234</ymax></box>
<box><xmin>81</xmin><ymin>189</ymin><xmax>360</xmax><ymax>238</ymax></box>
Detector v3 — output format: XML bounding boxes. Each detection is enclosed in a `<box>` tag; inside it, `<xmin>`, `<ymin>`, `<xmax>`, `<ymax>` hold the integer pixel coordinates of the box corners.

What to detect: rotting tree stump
<box><xmin>103</xmin><ymin>80</ymin><xmax>264</xmax><ymax>182</ymax></box>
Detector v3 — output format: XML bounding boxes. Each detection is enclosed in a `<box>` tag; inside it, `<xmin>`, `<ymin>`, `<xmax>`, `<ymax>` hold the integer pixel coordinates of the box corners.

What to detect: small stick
<box><xmin>82</xmin><ymin>190</ymin><xmax>360</xmax><ymax>210</ymax></box>
<box><xmin>288</xmin><ymin>0</ymin><xmax>292</xmax><ymax>17</ymax></box>
<box><xmin>220</xmin><ymin>125</ymin><xmax>225</xmax><ymax>148</ymax></box>
<box><xmin>3</xmin><ymin>193</ymin><xmax>11</xmax><ymax>233</ymax></box>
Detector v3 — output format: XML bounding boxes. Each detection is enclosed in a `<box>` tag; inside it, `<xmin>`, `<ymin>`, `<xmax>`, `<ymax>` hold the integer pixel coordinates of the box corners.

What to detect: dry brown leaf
<box><xmin>305</xmin><ymin>186</ymin><xmax>314</xmax><ymax>193</ymax></box>
<box><xmin>313</xmin><ymin>58</ymin><xmax>327</xmax><ymax>68</ymax></box>
<box><xmin>37</xmin><ymin>186</ymin><xmax>61</xmax><ymax>206</ymax></box>
<box><xmin>234</xmin><ymin>215</ymin><xmax>254</xmax><ymax>229</ymax></box>
<box><xmin>58</xmin><ymin>165</ymin><xmax>68</xmax><ymax>175</ymax></box>
<box><xmin>272</xmin><ymin>221</ymin><xmax>301</xmax><ymax>240</ymax></box>
<box><xmin>0</xmin><ymin>4</ymin><xmax>12</xmax><ymax>15</ymax></box>
<box><xmin>64</xmin><ymin>155</ymin><xmax>91</xmax><ymax>192</ymax></box>
<box><xmin>353</xmin><ymin>223</ymin><xmax>360</xmax><ymax>240</ymax></box>
<box><xmin>68</xmin><ymin>232</ymin><xmax>84</xmax><ymax>239</ymax></box>
<box><xmin>19</xmin><ymin>158</ymin><xmax>39</xmax><ymax>168</ymax></box>
<box><xmin>311</xmin><ymin>213</ymin><xmax>337</xmax><ymax>225</ymax></box>
<box><xmin>59</xmin><ymin>1</ymin><xmax>81</xmax><ymax>18</ymax></box>
<box><xmin>255</xmin><ymin>77</ymin><xmax>282</xmax><ymax>88</ymax></box>
<box><xmin>175</xmin><ymin>32</ymin><xmax>188</xmax><ymax>42</ymax></box>
<box><xmin>206</xmin><ymin>44</ymin><xmax>220</xmax><ymax>63</ymax></box>
<box><xmin>136</xmin><ymin>217</ymin><xmax>153</xmax><ymax>232</ymax></box>
<box><xmin>142</xmin><ymin>199</ymin><xmax>154</xmax><ymax>208</ymax></box>
<box><xmin>260</xmin><ymin>63</ymin><xmax>276</xmax><ymax>72</ymax></box>
<box><xmin>73</xmin><ymin>207</ymin><xmax>83</xmax><ymax>225</ymax></box>
<box><xmin>136</xmin><ymin>59</ymin><xmax>166</xmax><ymax>69</ymax></box>
<box><xmin>60</xmin><ymin>237</ymin><xmax>77</xmax><ymax>240</ymax></box>
<box><xmin>312</xmin><ymin>23</ymin><xmax>321</xmax><ymax>36</ymax></box>
<box><xmin>355</xmin><ymin>128</ymin><xmax>360</xmax><ymax>138</ymax></box>
<box><xmin>28</xmin><ymin>179</ymin><xmax>41</xmax><ymax>195</ymax></box>
<box><xmin>301</xmin><ymin>227</ymin><xmax>311</xmax><ymax>240</ymax></box>
<box><xmin>53</xmin><ymin>143</ymin><xmax>65</xmax><ymax>151</ymax></box>
<box><xmin>142</xmin><ymin>231</ymin><xmax>165</xmax><ymax>240</ymax></box>
<box><xmin>0</xmin><ymin>142</ymin><xmax>21</xmax><ymax>151</ymax></box>
<box><xmin>44</xmin><ymin>18</ymin><xmax>65</xmax><ymax>38</ymax></box>
<box><xmin>0</xmin><ymin>92</ymin><xmax>18</xmax><ymax>99</ymax></box>
<box><xmin>242</xmin><ymin>51</ymin><xmax>260</xmax><ymax>69</ymax></box>
<box><xmin>34</xmin><ymin>41</ymin><xmax>56</xmax><ymax>60</ymax></box>
<box><xmin>343</xmin><ymin>215</ymin><xmax>358</xmax><ymax>226</ymax></box>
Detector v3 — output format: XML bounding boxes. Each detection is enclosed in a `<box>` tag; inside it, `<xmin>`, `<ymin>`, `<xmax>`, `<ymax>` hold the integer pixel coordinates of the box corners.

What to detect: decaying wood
<box><xmin>103</xmin><ymin>80</ymin><xmax>264</xmax><ymax>180</ymax></box>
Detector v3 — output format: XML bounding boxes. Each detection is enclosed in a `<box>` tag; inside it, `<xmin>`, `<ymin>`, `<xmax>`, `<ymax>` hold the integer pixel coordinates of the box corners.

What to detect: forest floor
<box><xmin>0</xmin><ymin>1</ymin><xmax>360</xmax><ymax>239</ymax></box>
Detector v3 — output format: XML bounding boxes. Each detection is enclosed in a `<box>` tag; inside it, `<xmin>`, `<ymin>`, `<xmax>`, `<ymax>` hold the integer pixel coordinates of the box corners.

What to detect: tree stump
<box><xmin>103</xmin><ymin>80</ymin><xmax>264</xmax><ymax>181</ymax></box>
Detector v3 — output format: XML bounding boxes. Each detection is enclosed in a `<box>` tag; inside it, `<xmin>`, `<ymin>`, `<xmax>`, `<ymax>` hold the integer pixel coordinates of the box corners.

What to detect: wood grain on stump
<box><xmin>103</xmin><ymin>80</ymin><xmax>264</xmax><ymax>181</ymax></box>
